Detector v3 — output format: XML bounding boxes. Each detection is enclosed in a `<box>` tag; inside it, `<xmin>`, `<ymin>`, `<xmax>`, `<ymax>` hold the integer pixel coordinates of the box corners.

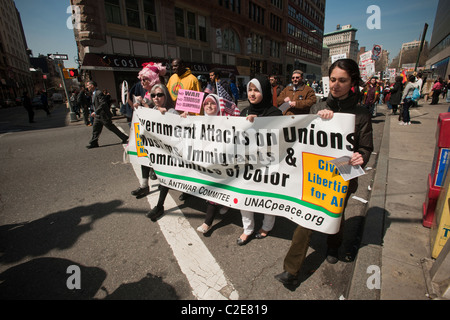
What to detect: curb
<box><xmin>347</xmin><ymin>111</ymin><xmax>390</xmax><ymax>300</ymax></box>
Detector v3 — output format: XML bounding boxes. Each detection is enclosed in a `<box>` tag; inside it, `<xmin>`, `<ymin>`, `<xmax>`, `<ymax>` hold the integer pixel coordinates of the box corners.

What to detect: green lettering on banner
<box><xmin>155</xmin><ymin>170</ymin><xmax>341</xmax><ymax>218</ymax></box>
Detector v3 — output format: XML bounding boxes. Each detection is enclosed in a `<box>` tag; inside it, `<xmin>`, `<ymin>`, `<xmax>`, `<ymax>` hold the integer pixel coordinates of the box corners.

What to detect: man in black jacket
<box><xmin>86</xmin><ymin>80</ymin><xmax>128</xmax><ymax>149</ymax></box>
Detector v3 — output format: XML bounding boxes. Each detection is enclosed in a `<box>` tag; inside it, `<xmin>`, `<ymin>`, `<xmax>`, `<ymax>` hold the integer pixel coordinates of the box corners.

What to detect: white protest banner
<box><xmin>331</xmin><ymin>53</ymin><xmax>347</xmax><ymax>64</ymax></box>
<box><xmin>175</xmin><ymin>89</ymin><xmax>204</xmax><ymax>113</ymax></box>
<box><xmin>129</xmin><ymin>108</ymin><xmax>356</xmax><ymax>234</ymax></box>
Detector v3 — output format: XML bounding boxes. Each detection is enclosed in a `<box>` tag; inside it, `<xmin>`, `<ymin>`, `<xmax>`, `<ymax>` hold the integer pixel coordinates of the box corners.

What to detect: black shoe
<box><xmin>275</xmin><ymin>271</ymin><xmax>298</xmax><ymax>286</ymax></box>
<box><xmin>86</xmin><ymin>144</ymin><xmax>99</xmax><ymax>149</ymax></box>
<box><xmin>122</xmin><ymin>137</ymin><xmax>128</xmax><ymax>144</ymax></box>
<box><xmin>131</xmin><ymin>186</ymin><xmax>149</xmax><ymax>197</ymax></box>
<box><xmin>179</xmin><ymin>193</ymin><xmax>188</xmax><ymax>201</ymax></box>
<box><xmin>326</xmin><ymin>248</ymin><xmax>339</xmax><ymax>264</ymax></box>
<box><xmin>236</xmin><ymin>234</ymin><xmax>251</xmax><ymax>246</ymax></box>
<box><xmin>146</xmin><ymin>206</ymin><xmax>164</xmax><ymax>222</ymax></box>
<box><xmin>149</xmin><ymin>168</ymin><xmax>157</xmax><ymax>180</ymax></box>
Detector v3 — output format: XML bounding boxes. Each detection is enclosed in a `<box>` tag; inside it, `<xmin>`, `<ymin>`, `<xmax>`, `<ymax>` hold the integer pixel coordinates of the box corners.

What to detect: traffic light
<box><xmin>63</xmin><ymin>68</ymin><xmax>78</xmax><ymax>79</ymax></box>
<box><xmin>69</xmin><ymin>68</ymin><xmax>78</xmax><ymax>78</ymax></box>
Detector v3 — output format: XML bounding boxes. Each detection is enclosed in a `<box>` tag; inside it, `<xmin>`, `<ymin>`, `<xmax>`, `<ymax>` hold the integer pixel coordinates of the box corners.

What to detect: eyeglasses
<box><xmin>151</xmin><ymin>93</ymin><xmax>165</xmax><ymax>98</ymax></box>
<box><xmin>292</xmin><ymin>76</ymin><xmax>301</xmax><ymax>79</ymax></box>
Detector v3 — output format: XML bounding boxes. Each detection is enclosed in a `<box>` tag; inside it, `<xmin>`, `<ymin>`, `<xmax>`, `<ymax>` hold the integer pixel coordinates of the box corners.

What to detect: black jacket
<box><xmin>389</xmin><ymin>82</ymin><xmax>403</xmax><ymax>105</ymax></box>
<box><xmin>92</xmin><ymin>90</ymin><xmax>112</xmax><ymax>119</ymax></box>
<box><xmin>310</xmin><ymin>92</ymin><xmax>374</xmax><ymax>193</ymax></box>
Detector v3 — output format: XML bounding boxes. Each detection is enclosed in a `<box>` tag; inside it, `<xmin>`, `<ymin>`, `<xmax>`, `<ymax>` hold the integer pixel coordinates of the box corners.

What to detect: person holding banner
<box><xmin>196</xmin><ymin>94</ymin><xmax>240</xmax><ymax>234</ymax></box>
<box><xmin>145</xmin><ymin>84</ymin><xmax>181</xmax><ymax>222</ymax></box>
<box><xmin>275</xmin><ymin>59</ymin><xmax>373</xmax><ymax>286</ymax></box>
<box><xmin>237</xmin><ymin>76</ymin><xmax>282</xmax><ymax>245</ymax></box>
<box><xmin>130</xmin><ymin>62</ymin><xmax>167</xmax><ymax>198</ymax></box>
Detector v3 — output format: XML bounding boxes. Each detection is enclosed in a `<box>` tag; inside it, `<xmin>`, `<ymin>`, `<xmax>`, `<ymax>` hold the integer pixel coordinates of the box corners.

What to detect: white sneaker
<box><xmin>406</xmin><ymin>122</ymin><xmax>411</xmax><ymax>125</ymax></box>
<box><xmin>399</xmin><ymin>121</ymin><xmax>405</xmax><ymax>125</ymax></box>
<box><xmin>196</xmin><ymin>224</ymin><xmax>211</xmax><ymax>233</ymax></box>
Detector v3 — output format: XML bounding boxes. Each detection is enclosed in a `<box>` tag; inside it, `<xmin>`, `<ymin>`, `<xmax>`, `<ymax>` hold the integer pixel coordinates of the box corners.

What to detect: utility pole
<box><xmin>415</xmin><ymin>23</ymin><xmax>428</xmax><ymax>72</ymax></box>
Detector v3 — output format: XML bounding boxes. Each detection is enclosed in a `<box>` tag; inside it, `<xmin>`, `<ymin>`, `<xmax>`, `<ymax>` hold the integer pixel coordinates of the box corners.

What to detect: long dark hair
<box><xmin>329</xmin><ymin>59</ymin><xmax>362</xmax><ymax>96</ymax></box>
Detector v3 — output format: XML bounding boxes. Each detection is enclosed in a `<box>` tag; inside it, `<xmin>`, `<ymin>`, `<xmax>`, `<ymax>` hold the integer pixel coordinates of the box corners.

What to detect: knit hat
<box><xmin>138</xmin><ymin>62</ymin><xmax>166</xmax><ymax>87</ymax></box>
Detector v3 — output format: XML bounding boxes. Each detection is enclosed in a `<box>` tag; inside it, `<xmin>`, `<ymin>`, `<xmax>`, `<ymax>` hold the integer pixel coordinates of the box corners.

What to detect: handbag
<box><xmin>412</xmin><ymin>88</ymin><xmax>420</xmax><ymax>101</ymax></box>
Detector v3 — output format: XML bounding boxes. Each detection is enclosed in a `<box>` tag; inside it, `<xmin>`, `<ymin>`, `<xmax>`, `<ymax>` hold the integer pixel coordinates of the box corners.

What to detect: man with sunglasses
<box><xmin>277</xmin><ymin>70</ymin><xmax>317</xmax><ymax>115</ymax></box>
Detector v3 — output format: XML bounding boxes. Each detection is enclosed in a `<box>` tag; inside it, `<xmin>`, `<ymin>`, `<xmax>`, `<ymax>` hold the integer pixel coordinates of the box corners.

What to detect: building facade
<box><xmin>323</xmin><ymin>24</ymin><xmax>358</xmax><ymax>72</ymax></box>
<box><xmin>71</xmin><ymin>0</ymin><xmax>325</xmax><ymax>102</ymax></box>
<box><xmin>0</xmin><ymin>0</ymin><xmax>33</xmax><ymax>104</ymax></box>
<box><xmin>425</xmin><ymin>0</ymin><xmax>449</xmax><ymax>80</ymax></box>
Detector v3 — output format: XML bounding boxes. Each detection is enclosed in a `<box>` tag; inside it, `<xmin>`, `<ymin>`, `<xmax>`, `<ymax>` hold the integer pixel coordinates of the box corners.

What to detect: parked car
<box><xmin>52</xmin><ymin>93</ymin><xmax>63</xmax><ymax>104</ymax></box>
<box><xmin>32</xmin><ymin>96</ymin><xmax>44</xmax><ymax>109</ymax></box>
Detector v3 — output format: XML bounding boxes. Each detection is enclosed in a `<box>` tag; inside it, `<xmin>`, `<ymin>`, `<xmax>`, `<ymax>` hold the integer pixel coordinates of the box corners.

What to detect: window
<box><xmin>251</xmin><ymin>34</ymin><xmax>263</xmax><ymax>55</ymax></box>
<box><xmin>126</xmin><ymin>0</ymin><xmax>140</xmax><ymax>28</ymax></box>
<box><xmin>105</xmin><ymin>0</ymin><xmax>121</xmax><ymax>24</ymax></box>
<box><xmin>175</xmin><ymin>7</ymin><xmax>185</xmax><ymax>37</ymax></box>
<box><xmin>222</xmin><ymin>28</ymin><xmax>240</xmax><ymax>53</ymax></box>
<box><xmin>143</xmin><ymin>0</ymin><xmax>157</xmax><ymax>31</ymax></box>
<box><xmin>187</xmin><ymin>11</ymin><xmax>196</xmax><ymax>39</ymax></box>
<box><xmin>249</xmin><ymin>2</ymin><xmax>264</xmax><ymax>25</ymax></box>
<box><xmin>198</xmin><ymin>15</ymin><xmax>207</xmax><ymax>42</ymax></box>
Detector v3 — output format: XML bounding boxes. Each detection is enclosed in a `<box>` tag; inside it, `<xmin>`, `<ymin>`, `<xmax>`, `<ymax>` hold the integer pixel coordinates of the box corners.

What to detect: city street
<box><xmin>0</xmin><ymin>101</ymin><xmax>384</xmax><ymax>302</ymax></box>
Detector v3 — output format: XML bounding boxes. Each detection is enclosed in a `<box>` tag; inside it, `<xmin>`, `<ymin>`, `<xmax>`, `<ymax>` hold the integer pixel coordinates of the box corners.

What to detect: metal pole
<box><xmin>57</xmin><ymin>61</ymin><xmax>77</xmax><ymax>122</ymax></box>
<box><xmin>415</xmin><ymin>23</ymin><xmax>428</xmax><ymax>72</ymax></box>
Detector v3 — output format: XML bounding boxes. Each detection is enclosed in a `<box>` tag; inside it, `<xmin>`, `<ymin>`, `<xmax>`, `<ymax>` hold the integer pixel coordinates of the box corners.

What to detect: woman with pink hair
<box><xmin>131</xmin><ymin>62</ymin><xmax>167</xmax><ymax>198</ymax></box>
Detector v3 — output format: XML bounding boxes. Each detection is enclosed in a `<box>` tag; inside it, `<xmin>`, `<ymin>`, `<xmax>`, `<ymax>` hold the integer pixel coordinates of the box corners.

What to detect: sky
<box><xmin>15</xmin><ymin>0</ymin><xmax>440</xmax><ymax>70</ymax></box>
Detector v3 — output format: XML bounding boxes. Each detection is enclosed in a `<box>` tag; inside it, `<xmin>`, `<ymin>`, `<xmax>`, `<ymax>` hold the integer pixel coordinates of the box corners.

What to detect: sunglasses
<box><xmin>292</xmin><ymin>76</ymin><xmax>301</xmax><ymax>79</ymax></box>
<box><xmin>151</xmin><ymin>93</ymin><xmax>165</xmax><ymax>98</ymax></box>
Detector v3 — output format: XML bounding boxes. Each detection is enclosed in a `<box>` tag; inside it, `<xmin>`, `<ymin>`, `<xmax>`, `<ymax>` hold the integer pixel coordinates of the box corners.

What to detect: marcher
<box><xmin>22</xmin><ymin>92</ymin><xmax>34</xmax><ymax>123</ymax></box>
<box><xmin>207</xmin><ymin>69</ymin><xmax>233</xmax><ymax>98</ymax></box>
<box><xmin>130</xmin><ymin>62</ymin><xmax>167</xmax><ymax>198</ymax></box>
<box><xmin>237</xmin><ymin>76</ymin><xmax>282</xmax><ymax>246</ymax></box>
<box><xmin>399</xmin><ymin>75</ymin><xmax>416</xmax><ymax>126</ymax></box>
<box><xmin>362</xmin><ymin>77</ymin><xmax>380</xmax><ymax>117</ymax></box>
<box><xmin>275</xmin><ymin>59</ymin><xmax>373</xmax><ymax>286</ymax></box>
<box><xmin>85</xmin><ymin>80</ymin><xmax>129</xmax><ymax>149</ymax></box>
<box><xmin>166</xmin><ymin>58</ymin><xmax>200</xmax><ymax>102</ymax></box>
<box><xmin>269</xmin><ymin>74</ymin><xmax>284</xmax><ymax>107</ymax></box>
<box><xmin>430</xmin><ymin>78</ymin><xmax>444</xmax><ymax>105</ymax></box>
<box><xmin>145</xmin><ymin>84</ymin><xmax>181</xmax><ymax>222</ymax></box>
<box><xmin>229</xmin><ymin>73</ymin><xmax>240</xmax><ymax>104</ymax></box>
<box><xmin>389</xmin><ymin>76</ymin><xmax>403</xmax><ymax>115</ymax></box>
<box><xmin>276</xmin><ymin>70</ymin><xmax>316</xmax><ymax>114</ymax></box>
<box><xmin>195</xmin><ymin>93</ymin><xmax>240</xmax><ymax>234</ymax></box>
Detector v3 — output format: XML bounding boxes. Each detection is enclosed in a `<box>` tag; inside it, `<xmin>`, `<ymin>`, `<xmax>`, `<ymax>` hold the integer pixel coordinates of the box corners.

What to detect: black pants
<box><xmin>88</xmin><ymin>116</ymin><xmax>128</xmax><ymax>146</ymax></box>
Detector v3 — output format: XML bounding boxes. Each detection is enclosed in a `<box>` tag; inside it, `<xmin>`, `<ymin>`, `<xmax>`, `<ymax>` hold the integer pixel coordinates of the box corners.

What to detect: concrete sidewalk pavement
<box><xmin>348</xmin><ymin>99</ymin><xmax>450</xmax><ymax>300</ymax></box>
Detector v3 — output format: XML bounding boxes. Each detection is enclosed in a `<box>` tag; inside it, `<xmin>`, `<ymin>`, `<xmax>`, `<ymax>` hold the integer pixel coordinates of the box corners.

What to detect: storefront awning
<box><xmin>81</xmin><ymin>53</ymin><xmax>239</xmax><ymax>75</ymax></box>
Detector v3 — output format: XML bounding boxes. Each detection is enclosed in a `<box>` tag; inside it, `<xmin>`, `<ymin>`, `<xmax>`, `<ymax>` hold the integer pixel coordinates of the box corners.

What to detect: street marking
<box><xmin>131</xmin><ymin>163</ymin><xmax>239</xmax><ymax>300</ymax></box>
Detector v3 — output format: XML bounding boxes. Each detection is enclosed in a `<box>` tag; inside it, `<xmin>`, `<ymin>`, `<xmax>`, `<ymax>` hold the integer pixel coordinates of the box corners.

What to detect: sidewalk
<box><xmin>348</xmin><ymin>99</ymin><xmax>450</xmax><ymax>300</ymax></box>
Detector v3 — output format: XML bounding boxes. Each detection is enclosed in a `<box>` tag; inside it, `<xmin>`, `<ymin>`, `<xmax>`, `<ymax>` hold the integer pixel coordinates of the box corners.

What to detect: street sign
<box><xmin>48</xmin><ymin>54</ymin><xmax>68</xmax><ymax>60</ymax></box>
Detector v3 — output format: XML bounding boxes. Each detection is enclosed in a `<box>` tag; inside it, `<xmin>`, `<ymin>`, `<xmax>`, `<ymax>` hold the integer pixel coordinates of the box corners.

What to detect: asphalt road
<box><xmin>0</xmin><ymin>102</ymin><xmax>384</xmax><ymax>305</ymax></box>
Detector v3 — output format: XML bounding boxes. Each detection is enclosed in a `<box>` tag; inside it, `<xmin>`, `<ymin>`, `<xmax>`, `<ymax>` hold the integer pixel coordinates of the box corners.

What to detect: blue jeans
<box><xmin>402</xmin><ymin>98</ymin><xmax>413</xmax><ymax>123</ymax></box>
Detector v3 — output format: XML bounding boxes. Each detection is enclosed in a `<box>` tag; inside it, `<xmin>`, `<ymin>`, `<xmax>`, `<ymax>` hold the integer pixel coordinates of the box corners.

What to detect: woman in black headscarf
<box><xmin>237</xmin><ymin>76</ymin><xmax>282</xmax><ymax>246</ymax></box>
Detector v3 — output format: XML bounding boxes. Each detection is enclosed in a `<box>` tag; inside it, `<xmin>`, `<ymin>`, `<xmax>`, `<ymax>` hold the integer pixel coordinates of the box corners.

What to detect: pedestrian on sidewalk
<box><xmin>389</xmin><ymin>76</ymin><xmax>403</xmax><ymax>116</ymax></box>
<box><xmin>399</xmin><ymin>75</ymin><xmax>416</xmax><ymax>126</ymax></box>
<box><xmin>85</xmin><ymin>80</ymin><xmax>129</xmax><ymax>149</ymax></box>
<box><xmin>430</xmin><ymin>77</ymin><xmax>444</xmax><ymax>105</ymax></box>
<box><xmin>77</xmin><ymin>86</ymin><xmax>91</xmax><ymax>126</ymax></box>
<box><xmin>362</xmin><ymin>77</ymin><xmax>380</xmax><ymax>118</ymax></box>
<box><xmin>275</xmin><ymin>59</ymin><xmax>373</xmax><ymax>287</ymax></box>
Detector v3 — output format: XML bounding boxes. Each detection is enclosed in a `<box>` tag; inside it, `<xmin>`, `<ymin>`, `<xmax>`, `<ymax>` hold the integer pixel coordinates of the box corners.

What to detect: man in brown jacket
<box><xmin>277</xmin><ymin>70</ymin><xmax>317</xmax><ymax>115</ymax></box>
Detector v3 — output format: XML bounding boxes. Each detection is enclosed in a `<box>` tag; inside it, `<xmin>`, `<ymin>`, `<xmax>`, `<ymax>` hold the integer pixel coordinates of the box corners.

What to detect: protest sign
<box><xmin>128</xmin><ymin>108</ymin><xmax>357</xmax><ymax>234</ymax></box>
<box><xmin>175</xmin><ymin>89</ymin><xmax>204</xmax><ymax>113</ymax></box>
